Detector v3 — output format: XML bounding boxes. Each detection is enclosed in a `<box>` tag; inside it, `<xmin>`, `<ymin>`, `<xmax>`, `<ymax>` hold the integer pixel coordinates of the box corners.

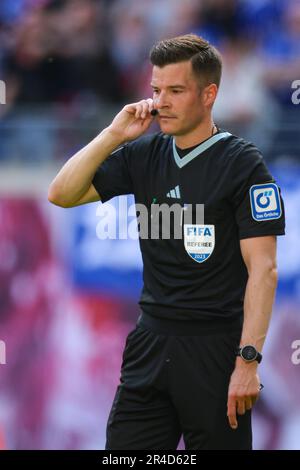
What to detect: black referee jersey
<box><xmin>92</xmin><ymin>129</ymin><xmax>285</xmax><ymax>324</ymax></box>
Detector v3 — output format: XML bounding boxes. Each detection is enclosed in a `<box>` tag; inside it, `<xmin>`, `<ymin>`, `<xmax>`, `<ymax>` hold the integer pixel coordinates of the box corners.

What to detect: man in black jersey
<box><xmin>48</xmin><ymin>34</ymin><xmax>285</xmax><ymax>450</ymax></box>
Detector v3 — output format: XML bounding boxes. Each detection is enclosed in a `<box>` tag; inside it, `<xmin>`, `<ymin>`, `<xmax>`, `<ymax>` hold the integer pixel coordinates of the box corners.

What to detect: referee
<box><xmin>48</xmin><ymin>34</ymin><xmax>285</xmax><ymax>450</ymax></box>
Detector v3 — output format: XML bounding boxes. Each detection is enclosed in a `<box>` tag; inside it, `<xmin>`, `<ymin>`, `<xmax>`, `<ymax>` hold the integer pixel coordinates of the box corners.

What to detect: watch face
<box><xmin>241</xmin><ymin>345</ymin><xmax>257</xmax><ymax>361</ymax></box>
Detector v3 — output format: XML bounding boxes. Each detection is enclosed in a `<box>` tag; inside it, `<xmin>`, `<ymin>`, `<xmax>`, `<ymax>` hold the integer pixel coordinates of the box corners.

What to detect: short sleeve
<box><xmin>231</xmin><ymin>144</ymin><xmax>285</xmax><ymax>239</ymax></box>
<box><xmin>92</xmin><ymin>145</ymin><xmax>133</xmax><ymax>203</ymax></box>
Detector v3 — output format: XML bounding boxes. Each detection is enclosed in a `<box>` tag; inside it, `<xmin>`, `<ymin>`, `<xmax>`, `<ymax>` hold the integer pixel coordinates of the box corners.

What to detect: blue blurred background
<box><xmin>0</xmin><ymin>0</ymin><xmax>299</xmax><ymax>450</ymax></box>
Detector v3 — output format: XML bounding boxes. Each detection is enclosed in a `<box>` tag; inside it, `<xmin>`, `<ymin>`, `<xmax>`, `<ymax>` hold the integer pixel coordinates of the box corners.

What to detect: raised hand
<box><xmin>108</xmin><ymin>98</ymin><xmax>156</xmax><ymax>144</ymax></box>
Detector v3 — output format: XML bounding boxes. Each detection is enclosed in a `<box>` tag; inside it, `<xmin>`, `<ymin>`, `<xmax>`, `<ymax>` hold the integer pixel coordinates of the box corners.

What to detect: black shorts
<box><xmin>105</xmin><ymin>311</ymin><xmax>252</xmax><ymax>450</ymax></box>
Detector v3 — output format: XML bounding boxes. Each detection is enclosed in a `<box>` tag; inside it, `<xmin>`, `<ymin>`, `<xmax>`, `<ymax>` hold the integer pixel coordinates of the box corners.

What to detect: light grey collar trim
<box><xmin>172</xmin><ymin>132</ymin><xmax>232</xmax><ymax>168</ymax></box>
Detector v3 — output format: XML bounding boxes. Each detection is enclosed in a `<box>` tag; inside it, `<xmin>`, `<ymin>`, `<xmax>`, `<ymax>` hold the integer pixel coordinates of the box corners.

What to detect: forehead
<box><xmin>151</xmin><ymin>61</ymin><xmax>196</xmax><ymax>87</ymax></box>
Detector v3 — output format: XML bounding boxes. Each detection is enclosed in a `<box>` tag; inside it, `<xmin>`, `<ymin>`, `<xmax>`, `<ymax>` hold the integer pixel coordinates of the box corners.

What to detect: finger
<box><xmin>146</xmin><ymin>98</ymin><xmax>154</xmax><ymax>112</ymax></box>
<box><xmin>135</xmin><ymin>101</ymin><xmax>150</xmax><ymax>120</ymax></box>
<box><xmin>237</xmin><ymin>399</ymin><xmax>246</xmax><ymax>415</ymax></box>
<box><xmin>245</xmin><ymin>397</ymin><xmax>252</xmax><ymax>411</ymax></box>
<box><xmin>135</xmin><ymin>101</ymin><xmax>146</xmax><ymax>119</ymax></box>
<box><xmin>251</xmin><ymin>392</ymin><xmax>259</xmax><ymax>407</ymax></box>
<box><xmin>227</xmin><ymin>397</ymin><xmax>238</xmax><ymax>429</ymax></box>
<box><xmin>123</xmin><ymin>102</ymin><xmax>140</xmax><ymax>115</ymax></box>
<box><xmin>141</xmin><ymin>100</ymin><xmax>150</xmax><ymax>119</ymax></box>
<box><xmin>135</xmin><ymin>103</ymin><xmax>143</xmax><ymax>119</ymax></box>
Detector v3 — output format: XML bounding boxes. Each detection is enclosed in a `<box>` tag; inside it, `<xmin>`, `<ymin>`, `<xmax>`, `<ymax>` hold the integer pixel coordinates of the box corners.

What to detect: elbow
<box><xmin>265</xmin><ymin>257</ymin><xmax>278</xmax><ymax>287</ymax></box>
<box><xmin>254</xmin><ymin>261</ymin><xmax>278</xmax><ymax>288</ymax></box>
<box><xmin>269</xmin><ymin>265</ymin><xmax>278</xmax><ymax>288</ymax></box>
<box><xmin>248</xmin><ymin>259</ymin><xmax>278</xmax><ymax>288</ymax></box>
<box><xmin>48</xmin><ymin>184</ymin><xmax>69</xmax><ymax>208</ymax></box>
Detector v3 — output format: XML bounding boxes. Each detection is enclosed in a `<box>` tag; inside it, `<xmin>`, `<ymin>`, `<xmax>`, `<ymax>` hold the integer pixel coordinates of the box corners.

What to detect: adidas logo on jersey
<box><xmin>166</xmin><ymin>185</ymin><xmax>181</xmax><ymax>199</ymax></box>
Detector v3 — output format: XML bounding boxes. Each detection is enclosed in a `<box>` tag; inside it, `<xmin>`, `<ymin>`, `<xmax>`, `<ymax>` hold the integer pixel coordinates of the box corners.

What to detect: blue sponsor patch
<box><xmin>249</xmin><ymin>183</ymin><xmax>282</xmax><ymax>221</ymax></box>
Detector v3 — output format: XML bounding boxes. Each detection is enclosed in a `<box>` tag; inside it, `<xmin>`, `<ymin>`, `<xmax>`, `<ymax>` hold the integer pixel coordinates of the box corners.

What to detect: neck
<box><xmin>174</xmin><ymin>117</ymin><xmax>216</xmax><ymax>149</ymax></box>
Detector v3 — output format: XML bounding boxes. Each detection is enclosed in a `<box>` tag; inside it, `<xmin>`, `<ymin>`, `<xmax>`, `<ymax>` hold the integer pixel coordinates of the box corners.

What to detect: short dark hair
<box><xmin>149</xmin><ymin>34</ymin><xmax>222</xmax><ymax>88</ymax></box>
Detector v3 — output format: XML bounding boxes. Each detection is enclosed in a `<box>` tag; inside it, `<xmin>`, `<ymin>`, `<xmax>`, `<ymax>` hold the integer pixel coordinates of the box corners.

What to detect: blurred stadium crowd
<box><xmin>0</xmin><ymin>0</ymin><xmax>299</xmax><ymax>162</ymax></box>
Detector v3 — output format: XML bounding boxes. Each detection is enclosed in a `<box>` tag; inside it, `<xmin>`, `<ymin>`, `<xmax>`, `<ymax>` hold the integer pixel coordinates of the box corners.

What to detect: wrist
<box><xmin>104</xmin><ymin>126</ymin><xmax>127</xmax><ymax>147</ymax></box>
<box><xmin>92</xmin><ymin>127</ymin><xmax>126</xmax><ymax>158</ymax></box>
<box><xmin>235</xmin><ymin>356</ymin><xmax>258</xmax><ymax>370</ymax></box>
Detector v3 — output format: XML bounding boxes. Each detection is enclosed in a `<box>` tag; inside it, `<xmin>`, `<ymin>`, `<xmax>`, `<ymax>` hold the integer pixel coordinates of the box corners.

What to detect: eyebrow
<box><xmin>150</xmin><ymin>84</ymin><xmax>186</xmax><ymax>89</ymax></box>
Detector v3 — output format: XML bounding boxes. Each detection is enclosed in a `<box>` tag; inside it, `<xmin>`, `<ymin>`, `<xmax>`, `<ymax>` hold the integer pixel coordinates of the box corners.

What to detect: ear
<box><xmin>202</xmin><ymin>84</ymin><xmax>218</xmax><ymax>107</ymax></box>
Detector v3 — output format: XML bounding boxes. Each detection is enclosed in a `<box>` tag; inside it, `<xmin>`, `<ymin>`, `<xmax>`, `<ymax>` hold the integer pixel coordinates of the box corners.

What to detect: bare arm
<box><xmin>227</xmin><ymin>236</ymin><xmax>278</xmax><ymax>429</ymax></box>
<box><xmin>48</xmin><ymin>99</ymin><xmax>155</xmax><ymax>208</ymax></box>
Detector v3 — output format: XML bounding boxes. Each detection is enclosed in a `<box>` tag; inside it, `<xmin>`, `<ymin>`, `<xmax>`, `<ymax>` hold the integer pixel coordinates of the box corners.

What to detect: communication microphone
<box><xmin>150</xmin><ymin>109</ymin><xmax>158</xmax><ymax>116</ymax></box>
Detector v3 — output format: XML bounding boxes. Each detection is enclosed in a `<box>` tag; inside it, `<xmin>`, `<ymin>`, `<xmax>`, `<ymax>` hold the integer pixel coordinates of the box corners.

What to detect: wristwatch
<box><xmin>236</xmin><ymin>345</ymin><xmax>262</xmax><ymax>363</ymax></box>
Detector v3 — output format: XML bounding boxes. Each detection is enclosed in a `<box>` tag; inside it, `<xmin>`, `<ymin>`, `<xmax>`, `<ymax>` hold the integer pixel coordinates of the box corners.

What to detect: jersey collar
<box><xmin>172</xmin><ymin>132</ymin><xmax>232</xmax><ymax>169</ymax></box>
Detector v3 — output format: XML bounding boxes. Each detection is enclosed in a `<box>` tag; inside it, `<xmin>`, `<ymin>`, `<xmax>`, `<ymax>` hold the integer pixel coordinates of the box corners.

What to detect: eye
<box><xmin>172</xmin><ymin>89</ymin><xmax>182</xmax><ymax>94</ymax></box>
<box><xmin>152</xmin><ymin>89</ymin><xmax>159</xmax><ymax>95</ymax></box>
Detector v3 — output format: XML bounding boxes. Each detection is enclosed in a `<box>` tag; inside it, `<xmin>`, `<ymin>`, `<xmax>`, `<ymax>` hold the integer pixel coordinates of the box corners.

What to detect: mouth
<box><xmin>159</xmin><ymin>116</ymin><xmax>176</xmax><ymax>120</ymax></box>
